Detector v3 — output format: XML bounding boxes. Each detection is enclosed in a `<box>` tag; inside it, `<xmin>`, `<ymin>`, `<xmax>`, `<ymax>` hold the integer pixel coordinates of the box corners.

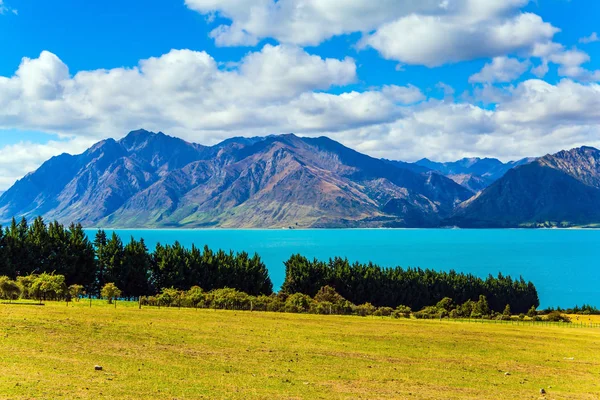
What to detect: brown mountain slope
<box><xmin>0</xmin><ymin>130</ymin><xmax>473</xmax><ymax>228</ymax></box>
<box><xmin>447</xmin><ymin>146</ymin><xmax>600</xmax><ymax>227</ymax></box>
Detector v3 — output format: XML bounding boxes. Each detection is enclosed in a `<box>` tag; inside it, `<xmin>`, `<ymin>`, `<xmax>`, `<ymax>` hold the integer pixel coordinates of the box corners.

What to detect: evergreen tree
<box><xmin>121</xmin><ymin>237</ymin><xmax>151</xmax><ymax>298</ymax></box>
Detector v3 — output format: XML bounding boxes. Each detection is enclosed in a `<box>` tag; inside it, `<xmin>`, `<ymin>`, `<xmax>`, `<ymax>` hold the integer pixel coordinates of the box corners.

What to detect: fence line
<box><xmin>444</xmin><ymin>318</ymin><xmax>600</xmax><ymax>329</ymax></box>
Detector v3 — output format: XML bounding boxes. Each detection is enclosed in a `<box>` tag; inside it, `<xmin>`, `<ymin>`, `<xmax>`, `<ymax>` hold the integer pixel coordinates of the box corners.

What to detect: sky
<box><xmin>0</xmin><ymin>0</ymin><xmax>600</xmax><ymax>190</ymax></box>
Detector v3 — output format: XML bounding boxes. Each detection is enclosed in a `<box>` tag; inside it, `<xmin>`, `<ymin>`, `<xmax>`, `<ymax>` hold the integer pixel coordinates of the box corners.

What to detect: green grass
<box><xmin>1</xmin><ymin>301</ymin><xmax>600</xmax><ymax>399</ymax></box>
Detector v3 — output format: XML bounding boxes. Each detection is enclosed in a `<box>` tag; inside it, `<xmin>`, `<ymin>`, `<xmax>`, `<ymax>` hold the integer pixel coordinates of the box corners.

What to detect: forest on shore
<box><xmin>0</xmin><ymin>217</ymin><xmax>548</xmax><ymax>318</ymax></box>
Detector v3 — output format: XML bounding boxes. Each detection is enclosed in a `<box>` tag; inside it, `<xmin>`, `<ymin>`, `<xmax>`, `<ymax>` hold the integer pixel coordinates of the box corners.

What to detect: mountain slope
<box><xmin>0</xmin><ymin>130</ymin><xmax>472</xmax><ymax>228</ymax></box>
<box><xmin>415</xmin><ymin>157</ymin><xmax>534</xmax><ymax>192</ymax></box>
<box><xmin>448</xmin><ymin>146</ymin><xmax>600</xmax><ymax>227</ymax></box>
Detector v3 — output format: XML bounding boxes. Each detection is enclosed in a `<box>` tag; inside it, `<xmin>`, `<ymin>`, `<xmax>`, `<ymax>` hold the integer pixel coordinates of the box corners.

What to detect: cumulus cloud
<box><xmin>185</xmin><ymin>0</ymin><xmax>561</xmax><ymax>68</ymax></box>
<box><xmin>0</xmin><ymin>137</ymin><xmax>95</xmax><ymax>190</ymax></box>
<box><xmin>340</xmin><ymin>80</ymin><xmax>600</xmax><ymax>163</ymax></box>
<box><xmin>363</xmin><ymin>12</ymin><xmax>557</xmax><ymax>67</ymax></box>
<box><xmin>469</xmin><ymin>57</ymin><xmax>530</xmax><ymax>83</ymax></box>
<box><xmin>2</xmin><ymin>46</ymin><xmax>600</xmax><ymax>189</ymax></box>
<box><xmin>579</xmin><ymin>32</ymin><xmax>599</xmax><ymax>44</ymax></box>
<box><xmin>184</xmin><ymin>0</ymin><xmax>450</xmax><ymax>47</ymax></box>
<box><xmin>532</xmin><ymin>42</ymin><xmax>600</xmax><ymax>82</ymax></box>
<box><xmin>0</xmin><ymin>45</ymin><xmax>357</xmax><ymax>141</ymax></box>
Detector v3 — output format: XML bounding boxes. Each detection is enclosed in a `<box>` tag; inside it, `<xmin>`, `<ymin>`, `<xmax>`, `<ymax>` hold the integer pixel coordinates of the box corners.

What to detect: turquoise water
<box><xmin>84</xmin><ymin>229</ymin><xmax>600</xmax><ymax>308</ymax></box>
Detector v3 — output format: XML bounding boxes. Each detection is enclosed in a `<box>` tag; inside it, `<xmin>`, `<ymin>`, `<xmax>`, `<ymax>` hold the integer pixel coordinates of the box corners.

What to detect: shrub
<box><xmin>31</xmin><ymin>273</ymin><xmax>66</xmax><ymax>302</ymax></box>
<box><xmin>373</xmin><ymin>307</ymin><xmax>394</xmax><ymax>317</ymax></box>
<box><xmin>101</xmin><ymin>283</ymin><xmax>122</xmax><ymax>304</ymax></box>
<box><xmin>68</xmin><ymin>284</ymin><xmax>84</xmax><ymax>301</ymax></box>
<box><xmin>393</xmin><ymin>305</ymin><xmax>411</xmax><ymax>319</ymax></box>
<box><xmin>545</xmin><ymin>311</ymin><xmax>571</xmax><ymax>323</ymax></box>
<box><xmin>185</xmin><ymin>286</ymin><xmax>205</xmax><ymax>308</ymax></box>
<box><xmin>314</xmin><ymin>286</ymin><xmax>345</xmax><ymax>304</ymax></box>
<box><xmin>284</xmin><ymin>293</ymin><xmax>312</xmax><ymax>313</ymax></box>
<box><xmin>266</xmin><ymin>296</ymin><xmax>285</xmax><ymax>312</ymax></box>
<box><xmin>0</xmin><ymin>276</ymin><xmax>21</xmax><ymax>302</ymax></box>
<box><xmin>208</xmin><ymin>288</ymin><xmax>251</xmax><ymax>310</ymax></box>
<box><xmin>311</xmin><ymin>301</ymin><xmax>334</xmax><ymax>315</ymax></box>
<box><xmin>354</xmin><ymin>302</ymin><xmax>376</xmax><ymax>317</ymax></box>
<box><xmin>436</xmin><ymin>297</ymin><xmax>454</xmax><ymax>312</ymax></box>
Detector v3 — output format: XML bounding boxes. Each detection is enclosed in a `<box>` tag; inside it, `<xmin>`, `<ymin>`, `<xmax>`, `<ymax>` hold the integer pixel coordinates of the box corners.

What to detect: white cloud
<box><xmin>579</xmin><ymin>32</ymin><xmax>599</xmax><ymax>44</ymax></box>
<box><xmin>2</xmin><ymin>47</ymin><xmax>600</xmax><ymax>189</ymax></box>
<box><xmin>0</xmin><ymin>46</ymin><xmax>357</xmax><ymax>140</ymax></box>
<box><xmin>0</xmin><ymin>137</ymin><xmax>95</xmax><ymax>190</ymax></box>
<box><xmin>380</xmin><ymin>85</ymin><xmax>425</xmax><ymax>104</ymax></box>
<box><xmin>532</xmin><ymin>43</ymin><xmax>600</xmax><ymax>82</ymax></box>
<box><xmin>363</xmin><ymin>12</ymin><xmax>558</xmax><ymax>67</ymax></box>
<box><xmin>0</xmin><ymin>0</ymin><xmax>16</xmax><ymax>15</ymax></box>
<box><xmin>469</xmin><ymin>57</ymin><xmax>530</xmax><ymax>83</ymax></box>
<box><xmin>185</xmin><ymin>0</ymin><xmax>561</xmax><ymax>69</ymax></box>
<box><xmin>185</xmin><ymin>0</ymin><xmax>450</xmax><ymax>47</ymax></box>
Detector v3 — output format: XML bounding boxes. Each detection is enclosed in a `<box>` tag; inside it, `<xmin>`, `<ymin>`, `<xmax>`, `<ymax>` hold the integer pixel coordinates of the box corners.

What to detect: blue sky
<box><xmin>0</xmin><ymin>0</ymin><xmax>599</xmax><ymax>189</ymax></box>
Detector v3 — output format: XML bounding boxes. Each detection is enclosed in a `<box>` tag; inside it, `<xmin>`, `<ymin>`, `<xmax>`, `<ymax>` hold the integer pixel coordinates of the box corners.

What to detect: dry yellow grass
<box><xmin>1</xmin><ymin>301</ymin><xmax>600</xmax><ymax>399</ymax></box>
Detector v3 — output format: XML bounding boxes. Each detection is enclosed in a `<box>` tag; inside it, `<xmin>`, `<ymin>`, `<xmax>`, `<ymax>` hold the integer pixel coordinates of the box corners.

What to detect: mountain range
<box><xmin>1</xmin><ymin>129</ymin><xmax>599</xmax><ymax>228</ymax></box>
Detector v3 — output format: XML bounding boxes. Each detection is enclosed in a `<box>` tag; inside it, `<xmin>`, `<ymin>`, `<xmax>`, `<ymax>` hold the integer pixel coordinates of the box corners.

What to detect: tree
<box><xmin>0</xmin><ymin>276</ymin><xmax>21</xmax><ymax>302</ymax></box>
<box><xmin>503</xmin><ymin>304</ymin><xmax>511</xmax><ymax>317</ymax></box>
<box><xmin>314</xmin><ymin>285</ymin><xmax>345</xmax><ymax>304</ymax></box>
<box><xmin>101</xmin><ymin>283</ymin><xmax>121</xmax><ymax>304</ymax></box>
<box><xmin>30</xmin><ymin>273</ymin><xmax>66</xmax><ymax>303</ymax></box>
<box><xmin>472</xmin><ymin>295</ymin><xmax>490</xmax><ymax>318</ymax></box>
<box><xmin>93</xmin><ymin>230</ymin><xmax>108</xmax><ymax>295</ymax></box>
<box><xmin>120</xmin><ymin>237</ymin><xmax>151</xmax><ymax>299</ymax></box>
<box><xmin>69</xmin><ymin>284</ymin><xmax>84</xmax><ymax>301</ymax></box>
<box><xmin>102</xmin><ymin>233</ymin><xmax>124</xmax><ymax>288</ymax></box>
<box><xmin>284</xmin><ymin>293</ymin><xmax>312</xmax><ymax>313</ymax></box>
<box><xmin>64</xmin><ymin>224</ymin><xmax>96</xmax><ymax>290</ymax></box>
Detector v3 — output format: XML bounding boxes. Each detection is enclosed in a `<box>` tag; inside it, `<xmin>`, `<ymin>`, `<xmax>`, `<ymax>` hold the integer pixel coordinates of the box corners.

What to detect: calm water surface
<box><xmin>84</xmin><ymin>229</ymin><xmax>600</xmax><ymax>308</ymax></box>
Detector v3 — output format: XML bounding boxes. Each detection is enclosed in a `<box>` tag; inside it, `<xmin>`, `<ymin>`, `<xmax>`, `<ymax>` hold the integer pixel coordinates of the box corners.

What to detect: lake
<box><xmin>84</xmin><ymin>229</ymin><xmax>600</xmax><ymax>309</ymax></box>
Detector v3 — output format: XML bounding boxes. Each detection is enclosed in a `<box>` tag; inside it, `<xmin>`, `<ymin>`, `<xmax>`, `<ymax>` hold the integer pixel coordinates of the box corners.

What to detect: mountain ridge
<box><xmin>1</xmin><ymin>130</ymin><xmax>598</xmax><ymax>228</ymax></box>
<box><xmin>447</xmin><ymin>146</ymin><xmax>600</xmax><ymax>227</ymax></box>
<box><xmin>0</xmin><ymin>130</ymin><xmax>472</xmax><ymax>228</ymax></box>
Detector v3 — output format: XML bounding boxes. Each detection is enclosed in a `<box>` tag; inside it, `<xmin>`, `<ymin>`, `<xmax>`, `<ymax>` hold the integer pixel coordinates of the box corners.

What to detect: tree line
<box><xmin>280</xmin><ymin>254</ymin><xmax>540</xmax><ymax>314</ymax></box>
<box><xmin>0</xmin><ymin>217</ymin><xmax>540</xmax><ymax>314</ymax></box>
<box><xmin>0</xmin><ymin>217</ymin><xmax>273</xmax><ymax>297</ymax></box>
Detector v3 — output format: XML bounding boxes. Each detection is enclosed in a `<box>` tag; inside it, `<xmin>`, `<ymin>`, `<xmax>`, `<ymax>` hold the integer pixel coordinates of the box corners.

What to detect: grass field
<box><xmin>1</xmin><ymin>301</ymin><xmax>600</xmax><ymax>399</ymax></box>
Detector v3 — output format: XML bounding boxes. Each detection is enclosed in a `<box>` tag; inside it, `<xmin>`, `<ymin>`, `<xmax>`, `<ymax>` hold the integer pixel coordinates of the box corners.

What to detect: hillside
<box><xmin>2</xmin><ymin>301</ymin><xmax>599</xmax><ymax>400</ymax></box>
<box><xmin>0</xmin><ymin>130</ymin><xmax>472</xmax><ymax>228</ymax></box>
<box><xmin>448</xmin><ymin>146</ymin><xmax>600</xmax><ymax>227</ymax></box>
<box><xmin>416</xmin><ymin>157</ymin><xmax>533</xmax><ymax>192</ymax></box>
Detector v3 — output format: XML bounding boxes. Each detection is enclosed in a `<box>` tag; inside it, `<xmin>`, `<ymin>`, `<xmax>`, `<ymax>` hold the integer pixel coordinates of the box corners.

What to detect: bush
<box><xmin>208</xmin><ymin>288</ymin><xmax>251</xmax><ymax>310</ymax></box>
<box><xmin>393</xmin><ymin>305</ymin><xmax>411</xmax><ymax>319</ymax></box>
<box><xmin>436</xmin><ymin>297</ymin><xmax>454</xmax><ymax>312</ymax></box>
<box><xmin>0</xmin><ymin>276</ymin><xmax>21</xmax><ymax>302</ymax></box>
<box><xmin>284</xmin><ymin>293</ymin><xmax>312</xmax><ymax>313</ymax></box>
<box><xmin>314</xmin><ymin>286</ymin><xmax>345</xmax><ymax>304</ymax></box>
<box><xmin>311</xmin><ymin>301</ymin><xmax>334</xmax><ymax>315</ymax></box>
<box><xmin>545</xmin><ymin>311</ymin><xmax>571</xmax><ymax>323</ymax></box>
<box><xmin>101</xmin><ymin>283</ymin><xmax>122</xmax><ymax>304</ymax></box>
<box><xmin>31</xmin><ymin>273</ymin><xmax>66</xmax><ymax>301</ymax></box>
<box><xmin>373</xmin><ymin>307</ymin><xmax>394</xmax><ymax>317</ymax></box>
<box><xmin>185</xmin><ymin>286</ymin><xmax>205</xmax><ymax>308</ymax></box>
<box><xmin>354</xmin><ymin>302</ymin><xmax>376</xmax><ymax>317</ymax></box>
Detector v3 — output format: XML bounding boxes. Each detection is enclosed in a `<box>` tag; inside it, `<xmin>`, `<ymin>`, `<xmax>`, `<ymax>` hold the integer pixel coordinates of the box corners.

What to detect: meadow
<box><xmin>1</xmin><ymin>301</ymin><xmax>600</xmax><ymax>399</ymax></box>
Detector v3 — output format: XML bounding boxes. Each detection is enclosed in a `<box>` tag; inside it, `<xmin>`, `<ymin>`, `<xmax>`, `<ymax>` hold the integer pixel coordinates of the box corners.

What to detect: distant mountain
<box><xmin>415</xmin><ymin>157</ymin><xmax>534</xmax><ymax>192</ymax></box>
<box><xmin>0</xmin><ymin>130</ymin><xmax>472</xmax><ymax>228</ymax></box>
<box><xmin>447</xmin><ymin>146</ymin><xmax>600</xmax><ymax>227</ymax></box>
